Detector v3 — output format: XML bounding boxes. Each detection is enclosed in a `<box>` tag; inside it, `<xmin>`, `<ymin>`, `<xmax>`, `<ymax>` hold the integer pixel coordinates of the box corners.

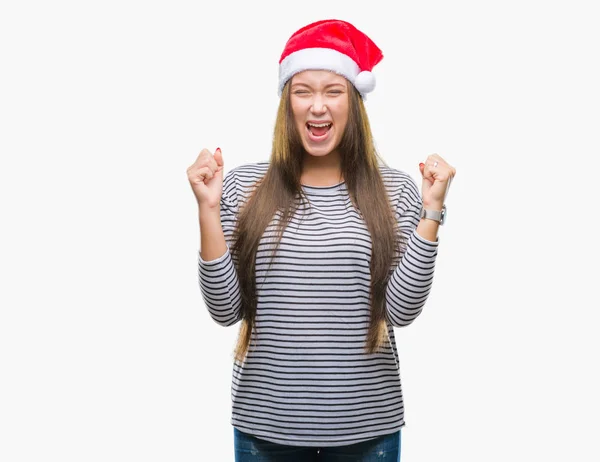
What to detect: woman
<box><xmin>188</xmin><ymin>19</ymin><xmax>456</xmax><ymax>461</ymax></box>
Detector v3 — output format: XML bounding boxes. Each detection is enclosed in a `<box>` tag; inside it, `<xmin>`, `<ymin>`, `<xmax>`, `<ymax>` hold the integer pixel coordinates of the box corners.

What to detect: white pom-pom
<box><xmin>354</xmin><ymin>71</ymin><xmax>376</xmax><ymax>94</ymax></box>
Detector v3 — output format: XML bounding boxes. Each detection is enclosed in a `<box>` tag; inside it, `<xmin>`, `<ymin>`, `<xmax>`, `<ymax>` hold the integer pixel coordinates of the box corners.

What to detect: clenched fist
<box><xmin>418</xmin><ymin>153</ymin><xmax>456</xmax><ymax>208</ymax></box>
<box><xmin>187</xmin><ymin>147</ymin><xmax>224</xmax><ymax>209</ymax></box>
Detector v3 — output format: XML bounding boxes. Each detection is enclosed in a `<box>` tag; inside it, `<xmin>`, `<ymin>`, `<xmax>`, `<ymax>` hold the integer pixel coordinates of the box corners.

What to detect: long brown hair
<box><xmin>230</xmin><ymin>79</ymin><xmax>402</xmax><ymax>363</ymax></box>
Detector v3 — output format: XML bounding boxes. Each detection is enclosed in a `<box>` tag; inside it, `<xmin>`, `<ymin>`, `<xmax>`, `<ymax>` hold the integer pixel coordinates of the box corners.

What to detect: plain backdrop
<box><xmin>1</xmin><ymin>1</ymin><xmax>598</xmax><ymax>461</ymax></box>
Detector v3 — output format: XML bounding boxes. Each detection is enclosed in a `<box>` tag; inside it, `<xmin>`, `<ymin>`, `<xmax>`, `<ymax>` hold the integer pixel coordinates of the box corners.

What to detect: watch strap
<box><xmin>420</xmin><ymin>204</ymin><xmax>446</xmax><ymax>225</ymax></box>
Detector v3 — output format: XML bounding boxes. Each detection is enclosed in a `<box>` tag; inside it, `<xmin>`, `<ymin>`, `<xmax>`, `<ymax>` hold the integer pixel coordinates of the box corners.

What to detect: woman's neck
<box><xmin>301</xmin><ymin>150</ymin><xmax>343</xmax><ymax>185</ymax></box>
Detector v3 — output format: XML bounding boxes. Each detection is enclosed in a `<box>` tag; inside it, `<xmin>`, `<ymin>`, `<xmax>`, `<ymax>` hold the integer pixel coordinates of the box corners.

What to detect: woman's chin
<box><xmin>302</xmin><ymin>139</ymin><xmax>338</xmax><ymax>157</ymax></box>
<box><xmin>304</xmin><ymin>147</ymin><xmax>332</xmax><ymax>157</ymax></box>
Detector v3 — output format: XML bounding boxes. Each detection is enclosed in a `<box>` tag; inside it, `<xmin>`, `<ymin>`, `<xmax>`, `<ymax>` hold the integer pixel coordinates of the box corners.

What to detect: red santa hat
<box><xmin>278</xmin><ymin>19</ymin><xmax>384</xmax><ymax>99</ymax></box>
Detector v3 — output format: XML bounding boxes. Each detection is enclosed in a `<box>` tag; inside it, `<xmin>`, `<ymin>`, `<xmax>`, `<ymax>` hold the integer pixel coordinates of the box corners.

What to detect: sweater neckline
<box><xmin>301</xmin><ymin>181</ymin><xmax>346</xmax><ymax>190</ymax></box>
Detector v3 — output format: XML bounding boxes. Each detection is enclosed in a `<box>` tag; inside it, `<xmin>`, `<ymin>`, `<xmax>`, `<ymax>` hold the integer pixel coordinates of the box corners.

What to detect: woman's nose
<box><xmin>310</xmin><ymin>95</ymin><xmax>327</xmax><ymax>114</ymax></box>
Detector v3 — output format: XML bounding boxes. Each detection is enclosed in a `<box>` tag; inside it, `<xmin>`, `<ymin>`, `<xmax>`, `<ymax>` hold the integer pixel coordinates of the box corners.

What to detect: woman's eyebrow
<box><xmin>291</xmin><ymin>82</ymin><xmax>345</xmax><ymax>89</ymax></box>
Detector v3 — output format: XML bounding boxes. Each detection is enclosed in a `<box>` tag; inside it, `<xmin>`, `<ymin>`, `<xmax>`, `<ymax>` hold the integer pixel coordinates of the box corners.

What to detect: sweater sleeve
<box><xmin>197</xmin><ymin>168</ymin><xmax>243</xmax><ymax>327</ymax></box>
<box><xmin>385</xmin><ymin>175</ymin><xmax>439</xmax><ymax>327</ymax></box>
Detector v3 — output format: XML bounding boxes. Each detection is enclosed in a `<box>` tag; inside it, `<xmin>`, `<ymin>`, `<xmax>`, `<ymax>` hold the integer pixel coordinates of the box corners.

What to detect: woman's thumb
<box><xmin>214</xmin><ymin>147</ymin><xmax>224</xmax><ymax>168</ymax></box>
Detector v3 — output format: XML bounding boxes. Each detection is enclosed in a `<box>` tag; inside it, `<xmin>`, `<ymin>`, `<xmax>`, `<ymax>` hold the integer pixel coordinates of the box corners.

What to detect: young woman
<box><xmin>188</xmin><ymin>19</ymin><xmax>456</xmax><ymax>462</ymax></box>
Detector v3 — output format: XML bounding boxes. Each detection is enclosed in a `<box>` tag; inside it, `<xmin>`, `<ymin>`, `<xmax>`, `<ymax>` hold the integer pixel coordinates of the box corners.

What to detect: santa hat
<box><xmin>278</xmin><ymin>19</ymin><xmax>383</xmax><ymax>99</ymax></box>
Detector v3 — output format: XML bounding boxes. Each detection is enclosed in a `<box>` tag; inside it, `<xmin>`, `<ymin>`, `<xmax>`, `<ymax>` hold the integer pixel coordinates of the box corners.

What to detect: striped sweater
<box><xmin>197</xmin><ymin>161</ymin><xmax>439</xmax><ymax>447</ymax></box>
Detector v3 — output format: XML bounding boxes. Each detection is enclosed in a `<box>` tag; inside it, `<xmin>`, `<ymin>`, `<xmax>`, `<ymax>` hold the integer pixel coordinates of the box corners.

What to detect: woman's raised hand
<box><xmin>187</xmin><ymin>147</ymin><xmax>224</xmax><ymax>209</ymax></box>
<box><xmin>418</xmin><ymin>153</ymin><xmax>456</xmax><ymax>208</ymax></box>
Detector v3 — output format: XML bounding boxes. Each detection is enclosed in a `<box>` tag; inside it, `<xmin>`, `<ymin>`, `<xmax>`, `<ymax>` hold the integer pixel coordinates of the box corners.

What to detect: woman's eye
<box><xmin>328</xmin><ymin>90</ymin><xmax>342</xmax><ymax>95</ymax></box>
<box><xmin>294</xmin><ymin>90</ymin><xmax>309</xmax><ymax>95</ymax></box>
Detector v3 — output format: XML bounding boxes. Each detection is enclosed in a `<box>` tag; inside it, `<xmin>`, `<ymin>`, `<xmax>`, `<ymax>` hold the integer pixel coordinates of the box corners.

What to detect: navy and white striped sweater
<box><xmin>198</xmin><ymin>161</ymin><xmax>439</xmax><ymax>447</ymax></box>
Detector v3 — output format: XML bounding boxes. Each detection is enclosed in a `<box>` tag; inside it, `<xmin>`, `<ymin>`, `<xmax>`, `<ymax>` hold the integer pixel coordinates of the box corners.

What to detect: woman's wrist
<box><xmin>422</xmin><ymin>200</ymin><xmax>444</xmax><ymax>210</ymax></box>
<box><xmin>198</xmin><ymin>203</ymin><xmax>220</xmax><ymax>218</ymax></box>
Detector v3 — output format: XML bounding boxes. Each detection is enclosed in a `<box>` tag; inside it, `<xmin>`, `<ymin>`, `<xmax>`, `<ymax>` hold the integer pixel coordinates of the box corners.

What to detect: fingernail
<box><xmin>216</xmin><ymin>147</ymin><xmax>221</xmax><ymax>153</ymax></box>
<box><xmin>419</xmin><ymin>163</ymin><xmax>424</xmax><ymax>168</ymax></box>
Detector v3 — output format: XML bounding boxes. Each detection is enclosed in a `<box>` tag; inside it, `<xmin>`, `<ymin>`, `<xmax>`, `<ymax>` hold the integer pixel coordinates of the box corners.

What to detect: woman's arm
<box><xmin>197</xmin><ymin>169</ymin><xmax>243</xmax><ymax>327</ymax></box>
<box><xmin>199</xmin><ymin>206</ymin><xmax>227</xmax><ymax>261</ymax></box>
<box><xmin>385</xmin><ymin>176</ymin><xmax>440</xmax><ymax>327</ymax></box>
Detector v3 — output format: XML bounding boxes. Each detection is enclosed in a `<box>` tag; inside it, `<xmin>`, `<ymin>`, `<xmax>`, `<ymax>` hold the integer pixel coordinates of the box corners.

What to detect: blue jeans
<box><xmin>234</xmin><ymin>427</ymin><xmax>401</xmax><ymax>461</ymax></box>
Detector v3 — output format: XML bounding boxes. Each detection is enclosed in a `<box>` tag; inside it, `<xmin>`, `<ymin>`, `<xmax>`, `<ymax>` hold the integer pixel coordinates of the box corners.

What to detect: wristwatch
<box><xmin>420</xmin><ymin>204</ymin><xmax>446</xmax><ymax>225</ymax></box>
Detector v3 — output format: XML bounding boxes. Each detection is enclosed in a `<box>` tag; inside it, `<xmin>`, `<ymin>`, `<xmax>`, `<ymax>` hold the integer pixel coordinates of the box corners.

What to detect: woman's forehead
<box><xmin>291</xmin><ymin>70</ymin><xmax>347</xmax><ymax>86</ymax></box>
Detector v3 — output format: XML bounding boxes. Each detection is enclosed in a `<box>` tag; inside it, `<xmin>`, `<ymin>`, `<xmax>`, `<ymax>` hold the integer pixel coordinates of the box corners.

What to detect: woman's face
<box><xmin>290</xmin><ymin>70</ymin><xmax>350</xmax><ymax>159</ymax></box>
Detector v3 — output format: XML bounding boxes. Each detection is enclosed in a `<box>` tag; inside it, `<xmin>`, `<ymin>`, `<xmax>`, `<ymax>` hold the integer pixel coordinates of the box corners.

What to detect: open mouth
<box><xmin>306</xmin><ymin>122</ymin><xmax>333</xmax><ymax>140</ymax></box>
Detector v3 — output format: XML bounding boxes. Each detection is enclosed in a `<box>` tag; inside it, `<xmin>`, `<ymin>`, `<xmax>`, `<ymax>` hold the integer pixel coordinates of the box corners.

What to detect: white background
<box><xmin>1</xmin><ymin>0</ymin><xmax>598</xmax><ymax>461</ymax></box>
